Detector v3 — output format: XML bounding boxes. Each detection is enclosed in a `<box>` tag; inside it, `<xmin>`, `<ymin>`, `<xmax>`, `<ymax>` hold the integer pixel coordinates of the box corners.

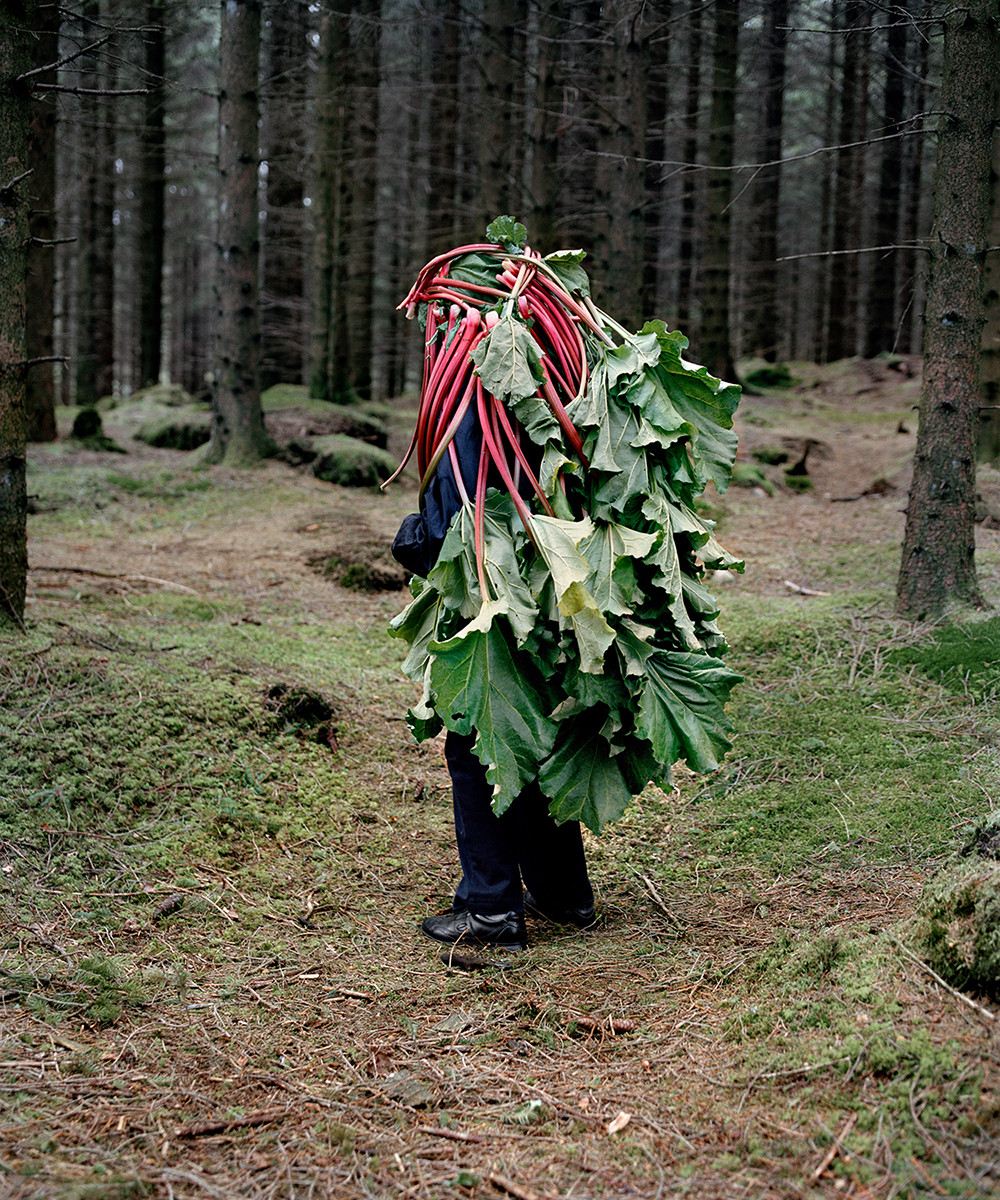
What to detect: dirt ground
<box><xmin>5</xmin><ymin>359</ymin><xmax>1000</xmax><ymax>1200</ymax></box>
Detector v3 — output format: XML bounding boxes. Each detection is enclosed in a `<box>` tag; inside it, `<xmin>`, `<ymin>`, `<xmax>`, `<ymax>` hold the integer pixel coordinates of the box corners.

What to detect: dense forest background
<box><xmin>23</xmin><ymin>0</ymin><xmax>949</xmax><ymax>428</ymax></box>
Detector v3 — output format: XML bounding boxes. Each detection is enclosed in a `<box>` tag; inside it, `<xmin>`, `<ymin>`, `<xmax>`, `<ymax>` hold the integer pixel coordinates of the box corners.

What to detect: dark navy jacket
<box><xmin>391</xmin><ymin>404</ymin><xmax>481</xmax><ymax>579</ymax></box>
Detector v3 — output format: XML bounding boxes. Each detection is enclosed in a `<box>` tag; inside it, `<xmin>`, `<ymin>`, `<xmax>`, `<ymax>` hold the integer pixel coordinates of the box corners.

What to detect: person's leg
<box><xmin>420</xmin><ymin>731</ymin><xmax>526</xmax><ymax>949</ymax></box>
<box><xmin>444</xmin><ymin>730</ymin><xmax>523</xmax><ymax>915</ymax></box>
<box><xmin>506</xmin><ymin>780</ymin><xmax>595</xmax><ymax>922</ymax></box>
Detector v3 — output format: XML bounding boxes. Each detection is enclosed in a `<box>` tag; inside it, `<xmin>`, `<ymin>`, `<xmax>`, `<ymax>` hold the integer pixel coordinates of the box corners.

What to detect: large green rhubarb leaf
<box><xmin>471</xmin><ymin>315</ymin><xmax>543</xmax><ymax>404</ymax></box>
<box><xmin>619</xmin><ymin>625</ymin><xmax>742</xmax><ymax>772</ymax></box>
<box><xmin>430</xmin><ymin>601</ymin><xmax>557</xmax><ymax>815</ymax></box>
<box><xmin>643</xmin><ymin>321</ymin><xmax>740</xmax><ymax>494</ymax></box>
<box><xmin>538</xmin><ymin>716</ymin><xmax>633</xmax><ymax>833</ymax></box>
<box><xmin>579</xmin><ymin>522</ymin><xmax>657</xmax><ymax>616</ymax></box>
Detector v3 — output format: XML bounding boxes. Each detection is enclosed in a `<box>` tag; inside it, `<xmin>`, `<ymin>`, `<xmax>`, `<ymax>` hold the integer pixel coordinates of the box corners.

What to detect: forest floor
<box><xmin>3</xmin><ymin>356</ymin><xmax>1000</xmax><ymax>1199</ymax></box>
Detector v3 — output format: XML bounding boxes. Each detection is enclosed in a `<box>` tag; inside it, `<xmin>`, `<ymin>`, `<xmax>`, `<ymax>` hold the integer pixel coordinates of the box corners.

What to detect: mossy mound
<box><xmin>307</xmin><ymin>544</ymin><xmax>406</xmax><ymax>592</ymax></box>
<box><xmin>265</xmin><ymin>405</ymin><xmax>388</xmax><ymax>451</ymax></box>
<box><xmin>135</xmin><ymin>407</ymin><xmax>212</xmax><ymax>450</ymax></box>
<box><xmin>102</xmin><ymin>383</ymin><xmax>199</xmax><ymax>410</ymax></box>
<box><xmin>309</xmin><ymin>435</ymin><xmax>397</xmax><ymax>488</ymax></box>
<box><xmin>909</xmin><ymin>812</ymin><xmax>1000</xmax><ymax>1000</ymax></box>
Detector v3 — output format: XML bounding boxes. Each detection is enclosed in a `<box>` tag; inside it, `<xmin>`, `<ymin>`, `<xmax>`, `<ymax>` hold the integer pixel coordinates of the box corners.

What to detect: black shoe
<box><xmin>523</xmin><ymin>891</ymin><xmax>596</xmax><ymax>929</ymax></box>
<box><xmin>421</xmin><ymin>909</ymin><xmax>527</xmax><ymax>950</ymax></box>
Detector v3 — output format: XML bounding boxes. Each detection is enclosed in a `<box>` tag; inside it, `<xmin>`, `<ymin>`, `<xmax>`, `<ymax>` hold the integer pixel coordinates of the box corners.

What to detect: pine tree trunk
<box><xmin>207</xmin><ymin>0</ymin><xmax>272</xmax><ymax>465</ymax></box>
<box><xmin>260</xmin><ymin>0</ymin><xmax>307</xmax><ymax>390</ymax></box>
<box><xmin>897</xmin><ymin>0</ymin><xmax>999</xmax><ymax>619</ymax></box>
<box><xmin>864</xmin><ymin>12</ymin><xmax>907</xmax><ymax>358</ymax></box>
<box><xmin>826</xmin><ymin>0</ymin><xmax>866</xmax><ymax>362</ymax></box>
<box><xmin>527</xmin><ymin>0</ymin><xmax>560</xmax><ymax>253</ymax></box>
<box><xmin>138</xmin><ymin>1</ymin><xmax>166</xmax><ymax>388</ymax></box>
<box><xmin>0</xmin><ymin>0</ymin><xmax>34</xmax><ymax>630</ymax></box>
<box><xmin>593</xmin><ymin>0</ymin><xmax>647</xmax><ymax>331</ymax></box>
<box><xmin>75</xmin><ymin>0</ymin><xmax>116</xmax><ymax>406</ymax></box>
<box><xmin>25</xmin><ymin>0</ymin><xmax>58</xmax><ymax>441</ymax></box>
<box><xmin>675</xmin><ymin>6</ymin><xmax>702</xmax><ymax>333</ymax></box>
<box><xmin>697</xmin><ymin>0</ymin><xmax>739</xmax><ymax>382</ymax></box>
<box><xmin>346</xmin><ymin>0</ymin><xmax>381</xmax><ymax>402</ymax></box>
<box><xmin>746</xmin><ymin>0</ymin><xmax>788</xmax><ymax>362</ymax></box>
<box><xmin>977</xmin><ymin>86</ymin><xmax>1000</xmax><ymax>463</ymax></box>
<box><xmin>476</xmin><ymin>0</ymin><xmax>527</xmax><ymax>228</ymax></box>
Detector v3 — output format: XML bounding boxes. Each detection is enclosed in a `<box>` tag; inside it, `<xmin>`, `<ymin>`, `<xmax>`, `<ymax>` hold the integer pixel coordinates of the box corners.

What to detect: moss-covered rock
<box><xmin>103</xmin><ymin>383</ymin><xmax>199</xmax><ymax>410</ymax></box>
<box><xmin>309</xmin><ymin>435</ymin><xmax>397</xmax><ymax>487</ymax></box>
<box><xmin>909</xmin><ymin>812</ymin><xmax>1000</xmax><ymax>999</ymax></box>
<box><xmin>135</xmin><ymin>408</ymin><xmax>212</xmax><ymax>450</ymax></box>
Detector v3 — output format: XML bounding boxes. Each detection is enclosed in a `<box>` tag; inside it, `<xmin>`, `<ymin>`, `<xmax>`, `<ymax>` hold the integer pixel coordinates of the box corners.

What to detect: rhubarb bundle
<box><xmin>388</xmin><ymin>217</ymin><xmax>743</xmax><ymax>834</ymax></box>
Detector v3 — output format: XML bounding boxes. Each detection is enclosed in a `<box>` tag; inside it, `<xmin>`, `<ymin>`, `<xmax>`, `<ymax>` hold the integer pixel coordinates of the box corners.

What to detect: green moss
<box><xmin>888</xmin><ymin>616</ymin><xmax>1000</xmax><ymax>704</ymax></box>
<box><xmin>310</xmin><ymin>435</ymin><xmax>398</xmax><ymax>487</ymax></box>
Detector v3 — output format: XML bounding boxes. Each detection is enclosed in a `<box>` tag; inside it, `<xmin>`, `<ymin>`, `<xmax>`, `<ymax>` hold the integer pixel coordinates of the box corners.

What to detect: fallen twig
<box><xmin>32</xmin><ymin>564</ymin><xmax>199</xmax><ymax>595</ymax></box>
<box><xmin>810</xmin><ymin>1112</ymin><xmax>857</xmax><ymax>1180</ymax></box>
<box><xmin>889</xmin><ymin>935</ymin><xmax>997</xmax><ymax>1023</ymax></box>
<box><xmin>783</xmin><ymin>579</ymin><xmax>830</xmax><ymax>597</ymax></box>
<box><xmin>417</xmin><ymin>1124</ymin><xmax>485</xmax><ymax>1144</ymax></box>
<box><xmin>488</xmin><ymin>1172</ymin><xmax>559</xmax><ymax>1200</ymax></box>
<box><xmin>176</xmin><ymin>1107</ymin><xmax>288</xmax><ymax>1138</ymax></box>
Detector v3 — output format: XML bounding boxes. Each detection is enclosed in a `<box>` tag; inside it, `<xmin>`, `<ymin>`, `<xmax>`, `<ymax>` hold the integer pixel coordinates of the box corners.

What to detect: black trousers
<box><xmin>445</xmin><ymin>730</ymin><xmax>594</xmax><ymax>916</ymax></box>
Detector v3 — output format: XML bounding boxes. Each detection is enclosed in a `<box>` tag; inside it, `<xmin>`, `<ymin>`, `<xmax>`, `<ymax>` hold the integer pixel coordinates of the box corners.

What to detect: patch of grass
<box><xmin>888</xmin><ymin>616</ymin><xmax>1000</xmax><ymax>704</ymax></box>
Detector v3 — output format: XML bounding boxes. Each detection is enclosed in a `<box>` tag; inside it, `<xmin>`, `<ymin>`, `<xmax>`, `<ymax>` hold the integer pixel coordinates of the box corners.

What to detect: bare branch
<box><xmin>14</xmin><ymin>33</ymin><xmax>111</xmax><ymax>82</ymax></box>
<box><xmin>38</xmin><ymin>85</ymin><xmax>150</xmax><ymax>97</ymax></box>
<box><xmin>777</xmin><ymin>243</ymin><xmax>931</xmax><ymax>263</ymax></box>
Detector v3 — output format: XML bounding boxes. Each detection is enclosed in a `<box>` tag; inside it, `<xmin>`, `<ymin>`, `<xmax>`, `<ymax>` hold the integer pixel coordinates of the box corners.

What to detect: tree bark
<box><xmin>75</xmin><ymin>0</ymin><xmax>116</xmax><ymax>406</ymax></box>
<box><xmin>864</xmin><ymin>10</ymin><xmax>907</xmax><ymax>358</ymax></box>
<box><xmin>593</xmin><ymin>0</ymin><xmax>648</xmax><ymax>330</ymax></box>
<box><xmin>475</xmin><ymin>0</ymin><xmax>527</xmax><ymax>229</ymax></box>
<box><xmin>25</xmin><ymin>0</ymin><xmax>58</xmax><ymax>442</ymax></box>
<box><xmin>697</xmin><ymin>0</ymin><xmax>739</xmax><ymax>382</ymax></box>
<box><xmin>260</xmin><ymin>0</ymin><xmax>307</xmax><ymax>390</ymax></box>
<box><xmin>977</xmin><ymin>84</ymin><xmax>1000</xmax><ymax>463</ymax></box>
<box><xmin>897</xmin><ymin>0</ymin><xmax>999</xmax><ymax>619</ymax></box>
<box><xmin>826</xmin><ymin>0</ymin><xmax>867</xmax><ymax>362</ymax></box>
<box><xmin>308</xmin><ymin>0</ymin><xmax>350</xmax><ymax>402</ymax></box>
<box><xmin>746</xmin><ymin>0</ymin><xmax>789</xmax><ymax>362</ymax></box>
<box><xmin>0</xmin><ymin>0</ymin><xmax>34</xmax><ymax>629</ymax></box>
<box><xmin>675</xmin><ymin>5</ymin><xmax>702</xmax><ymax>334</ymax></box>
<box><xmin>527</xmin><ymin>0</ymin><xmax>560</xmax><ymax>253</ymax></box>
<box><xmin>207</xmin><ymin>0</ymin><xmax>272</xmax><ymax>465</ymax></box>
<box><xmin>139</xmin><ymin>1</ymin><xmax>166</xmax><ymax>388</ymax></box>
<box><xmin>346</xmin><ymin>0</ymin><xmax>381</xmax><ymax>402</ymax></box>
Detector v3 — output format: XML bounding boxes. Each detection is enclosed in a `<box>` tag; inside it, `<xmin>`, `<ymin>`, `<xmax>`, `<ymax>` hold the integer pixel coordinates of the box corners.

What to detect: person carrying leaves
<box><xmin>387</xmin><ymin>218</ymin><xmax>744</xmax><ymax>952</ymax></box>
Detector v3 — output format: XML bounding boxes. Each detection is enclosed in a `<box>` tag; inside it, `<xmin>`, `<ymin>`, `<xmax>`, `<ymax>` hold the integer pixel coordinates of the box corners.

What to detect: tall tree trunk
<box><xmin>260</xmin><ymin>0</ymin><xmax>307</xmax><ymax>390</ymax></box>
<box><xmin>0</xmin><ymin>0</ymin><xmax>34</xmax><ymax>630</ymax></box>
<box><xmin>675</xmin><ymin>6</ymin><xmax>702</xmax><ymax>333</ymax></box>
<box><xmin>811</xmin><ymin>5</ymin><xmax>839</xmax><ymax>362</ymax></box>
<box><xmin>641</xmin><ymin>0</ymin><xmax>670</xmax><ymax>318</ymax></box>
<box><xmin>426</xmin><ymin>0</ymin><xmax>462</xmax><ymax>255</ymax></box>
<box><xmin>75</xmin><ymin>0</ymin><xmax>116</xmax><ymax>406</ymax></box>
<box><xmin>476</xmin><ymin>0</ymin><xmax>527</xmax><ymax>228</ymax></box>
<box><xmin>864</xmin><ymin>10</ymin><xmax>907</xmax><ymax>357</ymax></box>
<box><xmin>826</xmin><ymin>0</ymin><xmax>866</xmax><ymax>362</ymax></box>
<box><xmin>977</xmin><ymin>85</ymin><xmax>1000</xmax><ymax>463</ymax></box>
<box><xmin>346</xmin><ymin>0</ymin><xmax>380</xmax><ymax>401</ymax></box>
<box><xmin>527</xmin><ymin>0</ymin><xmax>560</xmax><ymax>252</ymax></box>
<box><xmin>896</xmin><ymin>2</ymin><xmax>928</xmax><ymax>355</ymax></box>
<box><xmin>207</xmin><ymin>0</ymin><xmax>272</xmax><ymax>465</ymax></box>
<box><xmin>897</xmin><ymin>0</ymin><xmax>998</xmax><ymax>619</ymax></box>
<box><xmin>593</xmin><ymin>0</ymin><xmax>648</xmax><ymax>330</ymax></box>
<box><xmin>746</xmin><ymin>0</ymin><xmax>789</xmax><ymax>362</ymax></box>
<box><xmin>697</xmin><ymin>0</ymin><xmax>739</xmax><ymax>382</ymax></box>
<box><xmin>25</xmin><ymin>0</ymin><xmax>58</xmax><ymax>441</ymax></box>
<box><xmin>139</xmin><ymin>1</ymin><xmax>166</xmax><ymax>388</ymax></box>
<box><xmin>309</xmin><ymin>1</ymin><xmax>350</xmax><ymax>402</ymax></box>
